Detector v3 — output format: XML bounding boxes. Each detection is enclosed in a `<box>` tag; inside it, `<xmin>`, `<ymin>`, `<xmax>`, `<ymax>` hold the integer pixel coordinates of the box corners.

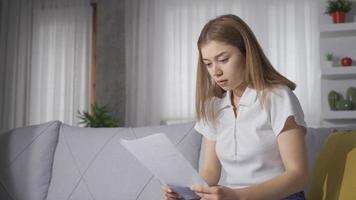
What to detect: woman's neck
<box><xmin>231</xmin><ymin>82</ymin><xmax>247</xmax><ymax>108</ymax></box>
<box><xmin>232</xmin><ymin>82</ymin><xmax>247</xmax><ymax>98</ymax></box>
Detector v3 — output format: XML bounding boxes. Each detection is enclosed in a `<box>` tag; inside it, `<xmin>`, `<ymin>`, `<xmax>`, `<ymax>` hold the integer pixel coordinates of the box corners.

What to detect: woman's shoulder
<box><xmin>266</xmin><ymin>84</ymin><xmax>293</xmax><ymax>97</ymax></box>
<box><xmin>264</xmin><ymin>84</ymin><xmax>297</xmax><ymax>104</ymax></box>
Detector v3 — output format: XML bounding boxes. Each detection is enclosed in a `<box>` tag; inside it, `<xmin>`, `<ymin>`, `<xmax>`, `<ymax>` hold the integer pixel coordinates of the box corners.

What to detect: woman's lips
<box><xmin>216</xmin><ymin>80</ymin><xmax>228</xmax><ymax>86</ymax></box>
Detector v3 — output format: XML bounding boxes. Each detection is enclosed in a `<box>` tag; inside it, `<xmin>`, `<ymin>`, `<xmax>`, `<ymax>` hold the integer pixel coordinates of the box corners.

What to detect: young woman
<box><xmin>162</xmin><ymin>14</ymin><xmax>308</xmax><ymax>200</ymax></box>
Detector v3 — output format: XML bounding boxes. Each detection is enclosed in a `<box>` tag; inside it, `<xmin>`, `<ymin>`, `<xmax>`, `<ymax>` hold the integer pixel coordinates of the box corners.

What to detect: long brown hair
<box><xmin>196</xmin><ymin>14</ymin><xmax>296</xmax><ymax>126</ymax></box>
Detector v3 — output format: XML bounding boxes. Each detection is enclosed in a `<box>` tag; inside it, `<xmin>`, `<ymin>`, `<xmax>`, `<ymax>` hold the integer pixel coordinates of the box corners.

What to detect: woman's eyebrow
<box><xmin>202</xmin><ymin>52</ymin><xmax>228</xmax><ymax>61</ymax></box>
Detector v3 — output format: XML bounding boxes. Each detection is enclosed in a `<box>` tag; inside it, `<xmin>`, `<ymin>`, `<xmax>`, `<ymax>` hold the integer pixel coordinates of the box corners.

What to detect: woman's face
<box><xmin>201</xmin><ymin>40</ymin><xmax>245</xmax><ymax>91</ymax></box>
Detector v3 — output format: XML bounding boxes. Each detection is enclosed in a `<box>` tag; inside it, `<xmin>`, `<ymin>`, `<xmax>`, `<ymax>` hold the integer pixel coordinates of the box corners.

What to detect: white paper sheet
<box><xmin>120</xmin><ymin>133</ymin><xmax>207</xmax><ymax>200</ymax></box>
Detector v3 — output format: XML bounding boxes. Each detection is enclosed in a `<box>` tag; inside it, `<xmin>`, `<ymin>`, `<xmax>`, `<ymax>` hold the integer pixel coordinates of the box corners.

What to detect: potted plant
<box><xmin>77</xmin><ymin>102</ymin><xmax>119</xmax><ymax>127</ymax></box>
<box><xmin>325</xmin><ymin>52</ymin><xmax>334</xmax><ymax>67</ymax></box>
<box><xmin>325</xmin><ymin>0</ymin><xmax>352</xmax><ymax>24</ymax></box>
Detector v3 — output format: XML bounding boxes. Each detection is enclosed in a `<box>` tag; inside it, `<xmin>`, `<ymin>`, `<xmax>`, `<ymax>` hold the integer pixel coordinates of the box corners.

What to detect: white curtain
<box><xmin>125</xmin><ymin>0</ymin><xmax>321</xmax><ymax>127</ymax></box>
<box><xmin>0</xmin><ymin>0</ymin><xmax>92</xmax><ymax>131</ymax></box>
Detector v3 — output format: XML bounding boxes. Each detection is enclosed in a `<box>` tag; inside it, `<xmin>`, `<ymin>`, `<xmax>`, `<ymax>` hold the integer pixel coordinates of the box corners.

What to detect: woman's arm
<box><xmin>200</xmin><ymin>138</ymin><xmax>222</xmax><ymax>186</ymax></box>
<box><xmin>192</xmin><ymin>116</ymin><xmax>308</xmax><ymax>200</ymax></box>
<box><xmin>233</xmin><ymin>116</ymin><xmax>308</xmax><ymax>200</ymax></box>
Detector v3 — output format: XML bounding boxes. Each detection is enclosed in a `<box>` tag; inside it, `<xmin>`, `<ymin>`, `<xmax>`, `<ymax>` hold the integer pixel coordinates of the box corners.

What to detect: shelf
<box><xmin>321</xmin><ymin>66</ymin><xmax>356</xmax><ymax>79</ymax></box>
<box><xmin>320</xmin><ymin>22</ymin><xmax>356</xmax><ymax>38</ymax></box>
<box><xmin>323</xmin><ymin>110</ymin><xmax>356</xmax><ymax>120</ymax></box>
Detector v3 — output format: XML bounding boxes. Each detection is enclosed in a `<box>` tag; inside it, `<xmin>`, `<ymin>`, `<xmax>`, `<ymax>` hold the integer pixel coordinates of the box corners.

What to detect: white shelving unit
<box><xmin>320</xmin><ymin>22</ymin><xmax>356</xmax><ymax>37</ymax></box>
<box><xmin>321</xmin><ymin>66</ymin><xmax>356</xmax><ymax>79</ymax></box>
<box><xmin>319</xmin><ymin>3</ymin><xmax>356</xmax><ymax>127</ymax></box>
<box><xmin>323</xmin><ymin>110</ymin><xmax>356</xmax><ymax>120</ymax></box>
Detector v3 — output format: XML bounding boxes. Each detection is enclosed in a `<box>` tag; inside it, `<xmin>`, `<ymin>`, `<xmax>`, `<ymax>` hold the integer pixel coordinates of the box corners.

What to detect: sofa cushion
<box><xmin>0</xmin><ymin>121</ymin><xmax>61</xmax><ymax>200</ymax></box>
<box><xmin>46</xmin><ymin>124</ymin><xmax>135</xmax><ymax>200</ymax></box>
<box><xmin>46</xmin><ymin>122</ymin><xmax>201</xmax><ymax>200</ymax></box>
<box><xmin>132</xmin><ymin>122</ymin><xmax>202</xmax><ymax>200</ymax></box>
<box><xmin>307</xmin><ymin>129</ymin><xmax>356</xmax><ymax>200</ymax></box>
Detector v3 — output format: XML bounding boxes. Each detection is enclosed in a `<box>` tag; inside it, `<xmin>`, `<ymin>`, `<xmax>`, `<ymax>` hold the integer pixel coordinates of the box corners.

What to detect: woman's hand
<box><xmin>191</xmin><ymin>185</ymin><xmax>238</xmax><ymax>200</ymax></box>
<box><xmin>160</xmin><ymin>185</ymin><xmax>181</xmax><ymax>200</ymax></box>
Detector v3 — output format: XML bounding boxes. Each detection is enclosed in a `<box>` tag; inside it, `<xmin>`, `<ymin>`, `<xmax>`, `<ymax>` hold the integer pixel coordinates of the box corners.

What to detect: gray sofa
<box><xmin>0</xmin><ymin>120</ymin><xmax>343</xmax><ymax>200</ymax></box>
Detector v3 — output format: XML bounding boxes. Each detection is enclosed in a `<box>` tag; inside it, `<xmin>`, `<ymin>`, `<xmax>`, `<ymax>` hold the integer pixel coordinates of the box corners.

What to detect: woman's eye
<box><xmin>219</xmin><ymin>58</ymin><xmax>229</xmax><ymax>63</ymax></box>
<box><xmin>205</xmin><ymin>63</ymin><xmax>212</xmax><ymax>67</ymax></box>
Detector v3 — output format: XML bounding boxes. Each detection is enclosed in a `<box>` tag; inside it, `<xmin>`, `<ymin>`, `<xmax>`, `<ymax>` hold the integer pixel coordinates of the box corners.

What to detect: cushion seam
<box><xmin>81</xmin><ymin>130</ymin><xmax>119</xmax><ymax>200</ymax></box>
<box><xmin>79</xmin><ymin>129</ymin><xmax>122</xmax><ymax>200</ymax></box>
<box><xmin>176</xmin><ymin>124</ymin><xmax>202</xmax><ymax>170</ymax></box>
<box><xmin>0</xmin><ymin>178</ymin><xmax>15</xmax><ymax>200</ymax></box>
<box><xmin>44</xmin><ymin>122</ymin><xmax>61</xmax><ymax>200</ymax></box>
<box><xmin>176</xmin><ymin>125</ymin><xmax>195</xmax><ymax>146</ymax></box>
<box><xmin>62</xmin><ymin>126</ymin><xmax>90</xmax><ymax>200</ymax></box>
<box><xmin>130</xmin><ymin>127</ymin><xmax>138</xmax><ymax>139</ymax></box>
<box><xmin>135</xmin><ymin>175</ymin><xmax>155</xmax><ymax>200</ymax></box>
<box><xmin>6</xmin><ymin>121</ymin><xmax>59</xmax><ymax>168</ymax></box>
<box><xmin>64</xmin><ymin>128</ymin><xmax>118</xmax><ymax>200</ymax></box>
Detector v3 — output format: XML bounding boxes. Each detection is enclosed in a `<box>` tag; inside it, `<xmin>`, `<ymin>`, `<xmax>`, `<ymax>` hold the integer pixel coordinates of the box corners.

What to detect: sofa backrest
<box><xmin>0</xmin><ymin>121</ymin><xmax>61</xmax><ymax>200</ymax></box>
<box><xmin>1</xmin><ymin>120</ymin><xmax>354</xmax><ymax>200</ymax></box>
<box><xmin>46</xmin><ymin>122</ymin><xmax>202</xmax><ymax>200</ymax></box>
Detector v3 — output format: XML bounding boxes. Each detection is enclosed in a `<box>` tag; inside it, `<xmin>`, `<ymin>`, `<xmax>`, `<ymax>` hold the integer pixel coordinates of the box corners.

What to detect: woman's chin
<box><xmin>219</xmin><ymin>86</ymin><xmax>230</xmax><ymax>91</ymax></box>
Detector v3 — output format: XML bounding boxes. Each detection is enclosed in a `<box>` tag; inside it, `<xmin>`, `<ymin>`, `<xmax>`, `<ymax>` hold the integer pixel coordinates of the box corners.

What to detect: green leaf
<box><xmin>325</xmin><ymin>0</ymin><xmax>352</xmax><ymax>14</ymax></box>
<box><xmin>77</xmin><ymin>102</ymin><xmax>119</xmax><ymax>128</ymax></box>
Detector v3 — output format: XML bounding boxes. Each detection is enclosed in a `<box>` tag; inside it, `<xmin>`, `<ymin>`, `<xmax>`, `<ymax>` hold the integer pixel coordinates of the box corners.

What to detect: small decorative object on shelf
<box><xmin>328</xmin><ymin>90</ymin><xmax>341</xmax><ymax>110</ymax></box>
<box><xmin>340</xmin><ymin>56</ymin><xmax>353</xmax><ymax>66</ymax></box>
<box><xmin>346</xmin><ymin>87</ymin><xmax>356</xmax><ymax>109</ymax></box>
<box><xmin>324</xmin><ymin>0</ymin><xmax>352</xmax><ymax>24</ymax></box>
<box><xmin>325</xmin><ymin>52</ymin><xmax>334</xmax><ymax>67</ymax></box>
<box><xmin>328</xmin><ymin>88</ymin><xmax>356</xmax><ymax>111</ymax></box>
<box><xmin>336</xmin><ymin>99</ymin><xmax>353</xmax><ymax>110</ymax></box>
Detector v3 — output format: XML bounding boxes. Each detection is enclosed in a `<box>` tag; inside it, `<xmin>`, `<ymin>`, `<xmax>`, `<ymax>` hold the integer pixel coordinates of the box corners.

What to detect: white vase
<box><xmin>326</xmin><ymin>61</ymin><xmax>333</xmax><ymax>67</ymax></box>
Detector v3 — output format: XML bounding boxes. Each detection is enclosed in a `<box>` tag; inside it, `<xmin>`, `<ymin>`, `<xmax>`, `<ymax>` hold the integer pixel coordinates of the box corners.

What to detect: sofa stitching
<box><xmin>66</xmin><ymin>179</ymin><xmax>94</xmax><ymax>200</ymax></box>
<box><xmin>81</xmin><ymin>179</ymin><xmax>96</xmax><ymax>200</ymax></box>
<box><xmin>6</xmin><ymin>121</ymin><xmax>59</xmax><ymax>168</ymax></box>
<box><xmin>176</xmin><ymin>124</ymin><xmax>195</xmax><ymax>146</ymax></box>
<box><xmin>44</xmin><ymin>121</ymin><xmax>61</xmax><ymax>200</ymax></box>
<box><xmin>64</xmin><ymin>127</ymin><xmax>118</xmax><ymax>200</ymax></box>
<box><xmin>0</xmin><ymin>121</ymin><xmax>60</xmax><ymax>200</ymax></box>
<box><xmin>0</xmin><ymin>178</ymin><xmax>15</xmax><ymax>200</ymax></box>
<box><xmin>129</xmin><ymin>127</ymin><xmax>160</xmax><ymax>200</ymax></box>
<box><xmin>61</xmin><ymin>125</ymin><xmax>86</xmax><ymax>200</ymax></box>
<box><xmin>81</xmin><ymin>130</ymin><xmax>119</xmax><ymax>200</ymax></box>
<box><xmin>130</xmin><ymin>127</ymin><xmax>138</xmax><ymax>139</ymax></box>
<box><xmin>176</xmin><ymin>124</ymin><xmax>202</xmax><ymax>170</ymax></box>
<box><xmin>135</xmin><ymin>175</ymin><xmax>155</xmax><ymax>200</ymax></box>
<box><xmin>79</xmin><ymin>128</ymin><xmax>122</xmax><ymax>200</ymax></box>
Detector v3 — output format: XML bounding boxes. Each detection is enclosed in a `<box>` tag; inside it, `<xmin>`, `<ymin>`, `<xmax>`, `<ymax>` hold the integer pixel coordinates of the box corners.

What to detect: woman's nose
<box><xmin>212</xmin><ymin>65</ymin><xmax>222</xmax><ymax>77</ymax></box>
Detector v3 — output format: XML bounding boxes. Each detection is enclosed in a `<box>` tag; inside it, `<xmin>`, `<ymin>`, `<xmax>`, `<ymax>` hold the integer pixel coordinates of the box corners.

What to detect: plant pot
<box><xmin>326</xmin><ymin>61</ymin><xmax>333</xmax><ymax>67</ymax></box>
<box><xmin>336</xmin><ymin>99</ymin><xmax>353</xmax><ymax>110</ymax></box>
<box><xmin>346</xmin><ymin>87</ymin><xmax>356</xmax><ymax>110</ymax></box>
<box><xmin>331</xmin><ymin>11</ymin><xmax>346</xmax><ymax>24</ymax></box>
<box><xmin>328</xmin><ymin>90</ymin><xmax>341</xmax><ymax>110</ymax></box>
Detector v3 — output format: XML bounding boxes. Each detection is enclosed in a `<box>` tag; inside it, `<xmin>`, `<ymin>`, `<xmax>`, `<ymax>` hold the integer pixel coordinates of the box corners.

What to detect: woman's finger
<box><xmin>161</xmin><ymin>185</ymin><xmax>181</xmax><ymax>199</ymax></box>
<box><xmin>165</xmin><ymin>193</ymin><xmax>181</xmax><ymax>199</ymax></box>
<box><xmin>161</xmin><ymin>185</ymin><xmax>171</xmax><ymax>192</ymax></box>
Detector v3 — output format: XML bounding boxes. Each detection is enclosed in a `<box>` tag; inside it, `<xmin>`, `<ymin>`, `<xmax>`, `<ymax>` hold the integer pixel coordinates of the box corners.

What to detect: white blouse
<box><xmin>194</xmin><ymin>85</ymin><xmax>306</xmax><ymax>188</ymax></box>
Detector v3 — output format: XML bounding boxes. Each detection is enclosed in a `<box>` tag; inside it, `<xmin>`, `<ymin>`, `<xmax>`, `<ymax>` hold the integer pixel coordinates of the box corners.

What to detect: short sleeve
<box><xmin>268</xmin><ymin>86</ymin><xmax>306</xmax><ymax>136</ymax></box>
<box><xmin>194</xmin><ymin>120</ymin><xmax>217</xmax><ymax>141</ymax></box>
